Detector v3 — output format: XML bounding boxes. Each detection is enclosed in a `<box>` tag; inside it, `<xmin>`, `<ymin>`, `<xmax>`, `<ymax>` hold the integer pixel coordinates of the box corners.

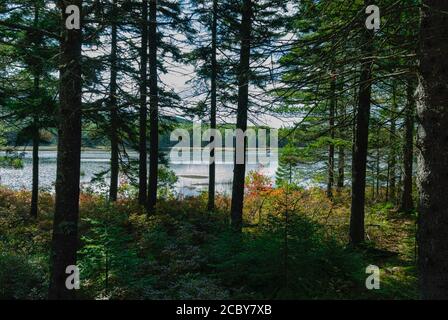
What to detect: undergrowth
<box><xmin>0</xmin><ymin>183</ymin><xmax>417</xmax><ymax>300</ymax></box>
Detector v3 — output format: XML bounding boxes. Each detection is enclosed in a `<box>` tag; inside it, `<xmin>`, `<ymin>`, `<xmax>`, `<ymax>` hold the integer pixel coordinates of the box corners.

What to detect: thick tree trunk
<box><xmin>139</xmin><ymin>0</ymin><xmax>148</xmax><ymax>206</ymax></box>
<box><xmin>207</xmin><ymin>0</ymin><xmax>218</xmax><ymax>212</ymax></box>
<box><xmin>417</xmin><ymin>0</ymin><xmax>448</xmax><ymax>300</ymax></box>
<box><xmin>147</xmin><ymin>0</ymin><xmax>159</xmax><ymax>213</ymax></box>
<box><xmin>48</xmin><ymin>0</ymin><xmax>83</xmax><ymax>300</ymax></box>
<box><xmin>327</xmin><ymin>75</ymin><xmax>336</xmax><ymax>198</ymax></box>
<box><xmin>400</xmin><ymin>79</ymin><xmax>415</xmax><ymax>213</ymax></box>
<box><xmin>349</xmin><ymin>1</ymin><xmax>374</xmax><ymax>245</ymax></box>
<box><xmin>109</xmin><ymin>0</ymin><xmax>119</xmax><ymax>201</ymax></box>
<box><xmin>230</xmin><ymin>0</ymin><xmax>252</xmax><ymax>232</ymax></box>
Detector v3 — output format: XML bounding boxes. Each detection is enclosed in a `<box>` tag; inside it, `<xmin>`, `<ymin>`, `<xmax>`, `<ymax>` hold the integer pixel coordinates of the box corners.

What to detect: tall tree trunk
<box><xmin>417</xmin><ymin>0</ymin><xmax>448</xmax><ymax>299</ymax></box>
<box><xmin>327</xmin><ymin>74</ymin><xmax>336</xmax><ymax>198</ymax></box>
<box><xmin>30</xmin><ymin>3</ymin><xmax>40</xmax><ymax>219</ymax></box>
<box><xmin>388</xmin><ymin>81</ymin><xmax>397</xmax><ymax>204</ymax></box>
<box><xmin>337</xmin><ymin>145</ymin><xmax>345</xmax><ymax>189</ymax></box>
<box><xmin>385</xmin><ymin>160</ymin><xmax>389</xmax><ymax>200</ymax></box>
<box><xmin>400</xmin><ymin>79</ymin><xmax>415</xmax><ymax>213</ymax></box>
<box><xmin>31</xmin><ymin>111</ymin><xmax>39</xmax><ymax>218</ymax></box>
<box><xmin>207</xmin><ymin>0</ymin><xmax>218</xmax><ymax>212</ymax></box>
<box><xmin>109</xmin><ymin>0</ymin><xmax>119</xmax><ymax>201</ymax></box>
<box><xmin>375</xmin><ymin>136</ymin><xmax>380</xmax><ymax>200</ymax></box>
<box><xmin>230</xmin><ymin>0</ymin><xmax>252</xmax><ymax>232</ymax></box>
<box><xmin>349</xmin><ymin>0</ymin><xmax>374</xmax><ymax>245</ymax></box>
<box><xmin>49</xmin><ymin>0</ymin><xmax>83</xmax><ymax>300</ymax></box>
<box><xmin>139</xmin><ymin>0</ymin><xmax>148</xmax><ymax>206</ymax></box>
<box><xmin>337</xmin><ymin>101</ymin><xmax>345</xmax><ymax>190</ymax></box>
<box><xmin>147</xmin><ymin>0</ymin><xmax>159</xmax><ymax>213</ymax></box>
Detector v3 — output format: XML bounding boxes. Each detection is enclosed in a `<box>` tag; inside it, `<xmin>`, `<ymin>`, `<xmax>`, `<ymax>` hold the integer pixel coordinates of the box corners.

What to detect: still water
<box><xmin>0</xmin><ymin>150</ymin><xmax>287</xmax><ymax>197</ymax></box>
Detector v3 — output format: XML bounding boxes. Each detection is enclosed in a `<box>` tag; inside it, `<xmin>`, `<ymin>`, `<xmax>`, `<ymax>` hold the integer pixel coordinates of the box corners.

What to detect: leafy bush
<box><xmin>0</xmin><ymin>186</ymin><xmax>417</xmax><ymax>300</ymax></box>
<box><xmin>164</xmin><ymin>273</ymin><xmax>229</xmax><ymax>300</ymax></box>
<box><xmin>0</xmin><ymin>253</ymin><xmax>47</xmax><ymax>299</ymax></box>
<box><xmin>206</xmin><ymin>214</ymin><xmax>365</xmax><ymax>299</ymax></box>
<box><xmin>0</xmin><ymin>150</ymin><xmax>24</xmax><ymax>169</ymax></box>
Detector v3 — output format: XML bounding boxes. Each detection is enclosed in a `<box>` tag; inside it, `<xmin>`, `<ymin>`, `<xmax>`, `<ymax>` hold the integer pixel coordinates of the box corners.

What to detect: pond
<box><xmin>0</xmin><ymin>149</ymin><xmax>294</xmax><ymax>197</ymax></box>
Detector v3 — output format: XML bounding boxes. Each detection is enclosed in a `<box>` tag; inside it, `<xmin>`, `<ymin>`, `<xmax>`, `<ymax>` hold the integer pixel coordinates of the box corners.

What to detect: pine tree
<box><xmin>229</xmin><ymin>0</ymin><xmax>288</xmax><ymax>231</ymax></box>
<box><xmin>147</xmin><ymin>0</ymin><xmax>159</xmax><ymax>213</ymax></box>
<box><xmin>230</xmin><ymin>0</ymin><xmax>252</xmax><ymax>231</ymax></box>
<box><xmin>0</xmin><ymin>0</ymin><xmax>59</xmax><ymax>217</ymax></box>
<box><xmin>276</xmin><ymin>144</ymin><xmax>301</xmax><ymax>187</ymax></box>
<box><xmin>138</xmin><ymin>0</ymin><xmax>149</xmax><ymax>206</ymax></box>
<box><xmin>49</xmin><ymin>0</ymin><xmax>83</xmax><ymax>299</ymax></box>
<box><xmin>399</xmin><ymin>78</ymin><xmax>415</xmax><ymax>213</ymax></box>
<box><xmin>108</xmin><ymin>0</ymin><xmax>119</xmax><ymax>201</ymax></box>
<box><xmin>417</xmin><ymin>0</ymin><xmax>448</xmax><ymax>300</ymax></box>
<box><xmin>349</xmin><ymin>0</ymin><xmax>375</xmax><ymax>245</ymax></box>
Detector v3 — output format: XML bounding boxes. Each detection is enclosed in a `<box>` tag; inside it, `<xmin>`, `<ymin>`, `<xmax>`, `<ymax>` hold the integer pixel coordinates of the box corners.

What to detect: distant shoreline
<box><xmin>1</xmin><ymin>146</ymin><xmax>281</xmax><ymax>152</ymax></box>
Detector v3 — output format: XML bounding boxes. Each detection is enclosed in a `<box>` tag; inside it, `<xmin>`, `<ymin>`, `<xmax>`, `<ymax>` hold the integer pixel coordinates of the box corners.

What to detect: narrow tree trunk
<box><xmin>31</xmin><ymin>113</ymin><xmax>39</xmax><ymax>218</ymax></box>
<box><xmin>388</xmin><ymin>81</ymin><xmax>397</xmax><ymax>204</ymax></box>
<box><xmin>400</xmin><ymin>79</ymin><xmax>415</xmax><ymax>213</ymax></box>
<box><xmin>30</xmin><ymin>3</ymin><xmax>40</xmax><ymax>219</ymax></box>
<box><xmin>376</xmin><ymin>138</ymin><xmax>380</xmax><ymax>200</ymax></box>
<box><xmin>371</xmin><ymin>164</ymin><xmax>375</xmax><ymax>202</ymax></box>
<box><xmin>230</xmin><ymin>0</ymin><xmax>252</xmax><ymax>232</ymax></box>
<box><xmin>139</xmin><ymin>0</ymin><xmax>148</xmax><ymax>206</ymax></box>
<box><xmin>147</xmin><ymin>0</ymin><xmax>159</xmax><ymax>213</ymax></box>
<box><xmin>49</xmin><ymin>0</ymin><xmax>83</xmax><ymax>300</ymax></box>
<box><xmin>109</xmin><ymin>0</ymin><xmax>119</xmax><ymax>201</ymax></box>
<box><xmin>417</xmin><ymin>0</ymin><xmax>448</xmax><ymax>299</ymax></box>
<box><xmin>327</xmin><ymin>75</ymin><xmax>336</xmax><ymax>198</ymax></box>
<box><xmin>349</xmin><ymin>1</ymin><xmax>374</xmax><ymax>245</ymax></box>
<box><xmin>207</xmin><ymin>0</ymin><xmax>218</xmax><ymax>212</ymax></box>
<box><xmin>385</xmin><ymin>162</ymin><xmax>389</xmax><ymax>201</ymax></box>
<box><xmin>396</xmin><ymin>153</ymin><xmax>403</xmax><ymax>202</ymax></box>
<box><xmin>337</xmin><ymin>145</ymin><xmax>345</xmax><ymax>189</ymax></box>
<box><xmin>337</xmin><ymin>101</ymin><xmax>345</xmax><ymax>190</ymax></box>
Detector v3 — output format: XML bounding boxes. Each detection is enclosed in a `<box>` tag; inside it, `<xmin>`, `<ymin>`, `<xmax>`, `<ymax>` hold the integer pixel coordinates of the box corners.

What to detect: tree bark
<box><xmin>139</xmin><ymin>0</ymin><xmax>148</xmax><ymax>206</ymax></box>
<box><xmin>109</xmin><ymin>0</ymin><xmax>119</xmax><ymax>201</ymax></box>
<box><xmin>327</xmin><ymin>75</ymin><xmax>336</xmax><ymax>198</ymax></box>
<box><xmin>417</xmin><ymin>0</ymin><xmax>448</xmax><ymax>299</ymax></box>
<box><xmin>30</xmin><ymin>2</ymin><xmax>40</xmax><ymax>219</ymax></box>
<box><xmin>230</xmin><ymin>0</ymin><xmax>252</xmax><ymax>232</ymax></box>
<box><xmin>337</xmin><ymin>101</ymin><xmax>345</xmax><ymax>190</ymax></box>
<box><xmin>48</xmin><ymin>0</ymin><xmax>83</xmax><ymax>300</ymax></box>
<box><xmin>147</xmin><ymin>0</ymin><xmax>159</xmax><ymax>213</ymax></box>
<box><xmin>400</xmin><ymin>79</ymin><xmax>415</xmax><ymax>213</ymax></box>
<box><xmin>349</xmin><ymin>0</ymin><xmax>374</xmax><ymax>245</ymax></box>
<box><xmin>375</xmin><ymin>134</ymin><xmax>380</xmax><ymax>200</ymax></box>
<box><xmin>388</xmin><ymin>81</ymin><xmax>397</xmax><ymax>203</ymax></box>
<box><xmin>207</xmin><ymin>0</ymin><xmax>218</xmax><ymax>212</ymax></box>
<box><xmin>31</xmin><ymin>111</ymin><xmax>39</xmax><ymax>218</ymax></box>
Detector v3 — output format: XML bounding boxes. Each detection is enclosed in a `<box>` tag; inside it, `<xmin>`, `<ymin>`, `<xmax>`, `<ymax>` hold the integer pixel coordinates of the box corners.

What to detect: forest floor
<box><xmin>0</xmin><ymin>185</ymin><xmax>417</xmax><ymax>300</ymax></box>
